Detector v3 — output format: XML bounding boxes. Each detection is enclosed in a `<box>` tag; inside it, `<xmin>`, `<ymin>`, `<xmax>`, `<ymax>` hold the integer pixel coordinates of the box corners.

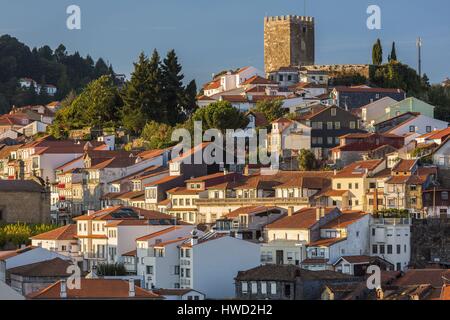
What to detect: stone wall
<box><xmin>264</xmin><ymin>16</ymin><xmax>315</xmax><ymax>73</ymax></box>
<box><xmin>410</xmin><ymin>217</ymin><xmax>450</xmax><ymax>268</ymax></box>
<box><xmin>0</xmin><ymin>191</ymin><xmax>51</xmax><ymax>224</ymax></box>
<box><xmin>302</xmin><ymin>64</ymin><xmax>371</xmax><ymax>79</ymax></box>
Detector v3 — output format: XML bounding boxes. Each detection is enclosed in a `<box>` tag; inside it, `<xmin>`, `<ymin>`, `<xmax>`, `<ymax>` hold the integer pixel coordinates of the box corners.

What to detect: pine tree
<box><xmin>372</xmin><ymin>39</ymin><xmax>383</xmax><ymax>65</ymax></box>
<box><xmin>161</xmin><ymin>50</ymin><xmax>185</xmax><ymax>126</ymax></box>
<box><xmin>183</xmin><ymin>80</ymin><xmax>198</xmax><ymax>119</ymax></box>
<box><xmin>389</xmin><ymin>42</ymin><xmax>397</xmax><ymax>62</ymax></box>
<box><xmin>121</xmin><ymin>52</ymin><xmax>151</xmax><ymax>134</ymax></box>
<box><xmin>145</xmin><ymin>50</ymin><xmax>164</xmax><ymax>121</ymax></box>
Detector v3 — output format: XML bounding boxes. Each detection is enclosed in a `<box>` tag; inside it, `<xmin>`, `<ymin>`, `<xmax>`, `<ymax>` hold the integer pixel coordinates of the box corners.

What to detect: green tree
<box><xmin>192</xmin><ymin>101</ymin><xmax>248</xmax><ymax>133</ymax></box>
<box><xmin>183</xmin><ymin>79</ymin><xmax>198</xmax><ymax>119</ymax></box>
<box><xmin>297</xmin><ymin>149</ymin><xmax>317</xmax><ymax>171</ymax></box>
<box><xmin>161</xmin><ymin>50</ymin><xmax>185</xmax><ymax>125</ymax></box>
<box><xmin>372</xmin><ymin>38</ymin><xmax>383</xmax><ymax>65</ymax></box>
<box><xmin>388</xmin><ymin>41</ymin><xmax>397</xmax><ymax>62</ymax></box>
<box><xmin>141</xmin><ymin>121</ymin><xmax>174</xmax><ymax>149</ymax></box>
<box><xmin>50</xmin><ymin>76</ymin><xmax>122</xmax><ymax>136</ymax></box>
<box><xmin>121</xmin><ymin>51</ymin><xmax>164</xmax><ymax>134</ymax></box>
<box><xmin>252</xmin><ymin>98</ymin><xmax>285</xmax><ymax>123</ymax></box>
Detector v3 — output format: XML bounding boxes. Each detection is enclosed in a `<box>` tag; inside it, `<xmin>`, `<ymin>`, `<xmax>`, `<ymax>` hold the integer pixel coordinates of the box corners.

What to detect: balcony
<box><xmin>59</xmin><ymin>196</ymin><xmax>66</xmax><ymax>201</ymax></box>
<box><xmin>82</xmin><ymin>252</ymin><xmax>107</xmax><ymax>260</ymax></box>
<box><xmin>372</xmin><ymin>218</ymin><xmax>412</xmax><ymax>225</ymax></box>
<box><xmin>57</xmin><ymin>183</ymin><xmax>66</xmax><ymax>189</ymax></box>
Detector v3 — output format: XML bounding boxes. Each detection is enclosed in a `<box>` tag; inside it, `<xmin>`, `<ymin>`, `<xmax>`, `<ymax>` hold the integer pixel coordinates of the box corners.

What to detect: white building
<box><xmin>269</xmin><ymin>118</ymin><xmax>312</xmax><ymax>158</ymax></box>
<box><xmin>179</xmin><ymin>232</ymin><xmax>261</xmax><ymax>299</ymax></box>
<box><xmin>382</xmin><ymin>114</ymin><xmax>448</xmax><ymax>137</ymax></box>
<box><xmin>135</xmin><ymin>226</ymin><xmax>196</xmax><ymax>290</ymax></box>
<box><xmin>0</xmin><ymin>247</ymin><xmax>70</xmax><ymax>283</ymax></box>
<box><xmin>369</xmin><ymin>217</ymin><xmax>411</xmax><ymax>271</ymax></box>
<box><xmin>30</xmin><ymin>224</ymin><xmax>81</xmax><ymax>263</ymax></box>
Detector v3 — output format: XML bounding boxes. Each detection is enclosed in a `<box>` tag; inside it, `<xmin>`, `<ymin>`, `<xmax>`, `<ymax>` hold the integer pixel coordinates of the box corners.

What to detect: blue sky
<box><xmin>1</xmin><ymin>0</ymin><xmax>449</xmax><ymax>86</ymax></box>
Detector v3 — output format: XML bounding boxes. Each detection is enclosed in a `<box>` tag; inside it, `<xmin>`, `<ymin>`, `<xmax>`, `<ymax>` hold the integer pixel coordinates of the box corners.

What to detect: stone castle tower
<box><xmin>264</xmin><ymin>15</ymin><xmax>315</xmax><ymax>73</ymax></box>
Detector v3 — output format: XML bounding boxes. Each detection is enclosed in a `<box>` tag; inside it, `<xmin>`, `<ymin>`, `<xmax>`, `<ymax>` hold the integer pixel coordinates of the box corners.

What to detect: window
<box><xmin>348</xmin><ymin>183</ymin><xmax>352</xmax><ymax>189</ymax></box>
<box><xmin>327</xmin><ymin>122</ymin><xmax>333</xmax><ymax>130</ymax></box>
<box><xmin>409</xmin><ymin>126</ymin><xmax>415</xmax><ymax>133</ymax></box>
<box><xmin>186</xmin><ymin>199</ymin><xmax>191</xmax><ymax>206</ymax></box>
<box><xmin>337</xmin><ymin>183</ymin><xmax>341</xmax><ymax>189</ymax></box>
<box><xmin>284</xmin><ymin>284</ymin><xmax>291</xmax><ymax>298</ymax></box>
<box><xmin>426</xmin><ymin>126</ymin><xmax>432</xmax><ymax>133</ymax></box>
<box><xmin>396</xmin><ymin>263</ymin><xmax>401</xmax><ymax>271</ymax></box>
<box><xmin>355</xmin><ymin>183</ymin><xmax>359</xmax><ymax>189</ymax></box>
<box><xmin>271</xmin><ymin>282</ymin><xmax>277</xmax><ymax>294</ymax></box>
<box><xmin>372</xmin><ymin>245</ymin><xmax>378</xmax><ymax>254</ymax></box>
<box><xmin>397</xmin><ymin>245</ymin><xmax>401</xmax><ymax>254</ymax></box>
<box><xmin>327</xmin><ymin>137</ymin><xmax>333</xmax><ymax>145</ymax></box>
<box><xmin>349</xmin><ymin>121</ymin><xmax>356</xmax><ymax>129</ymax></box>
<box><xmin>288</xmin><ymin>75</ymin><xmax>292</xmax><ymax>81</ymax></box>
<box><xmin>242</xmin><ymin>282</ymin><xmax>248</xmax><ymax>294</ymax></box>
<box><xmin>146</xmin><ymin>266</ymin><xmax>154</xmax><ymax>275</ymax></box>
<box><xmin>331</xmin><ymin>108</ymin><xmax>337</xmax><ymax>116</ymax></box>
<box><xmin>317</xmin><ymin>137</ymin><xmax>323</xmax><ymax>144</ymax></box>
<box><xmin>380</xmin><ymin>245</ymin><xmax>385</xmax><ymax>254</ymax></box>
<box><xmin>251</xmin><ymin>282</ymin><xmax>257</xmax><ymax>294</ymax></box>
<box><xmin>179</xmin><ymin>199</ymin><xmax>184</xmax><ymax>206</ymax></box>
<box><xmin>442</xmin><ymin>192</ymin><xmax>449</xmax><ymax>200</ymax></box>
<box><xmin>173</xmin><ymin>199</ymin><xmax>178</xmax><ymax>206</ymax></box>
<box><xmin>334</xmin><ymin>122</ymin><xmax>341</xmax><ymax>129</ymax></box>
<box><xmin>174</xmin><ymin>266</ymin><xmax>180</xmax><ymax>275</ymax></box>
<box><xmin>261</xmin><ymin>282</ymin><xmax>267</xmax><ymax>294</ymax></box>
<box><xmin>185</xmin><ymin>268</ymin><xmax>191</xmax><ymax>278</ymax></box>
<box><xmin>387</xmin><ymin>245</ymin><xmax>393</xmax><ymax>254</ymax></box>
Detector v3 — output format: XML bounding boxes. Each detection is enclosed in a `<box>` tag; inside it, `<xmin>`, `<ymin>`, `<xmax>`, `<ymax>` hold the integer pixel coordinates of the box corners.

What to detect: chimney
<box><xmin>316</xmin><ymin>207</ymin><xmax>322</xmax><ymax>221</ymax></box>
<box><xmin>191</xmin><ymin>229</ymin><xmax>199</xmax><ymax>246</ymax></box>
<box><xmin>128</xmin><ymin>279</ymin><xmax>135</xmax><ymax>297</ymax></box>
<box><xmin>288</xmin><ymin>206</ymin><xmax>294</xmax><ymax>217</ymax></box>
<box><xmin>60</xmin><ymin>281</ymin><xmax>67</xmax><ymax>299</ymax></box>
<box><xmin>320</xmin><ymin>207</ymin><xmax>326</xmax><ymax>218</ymax></box>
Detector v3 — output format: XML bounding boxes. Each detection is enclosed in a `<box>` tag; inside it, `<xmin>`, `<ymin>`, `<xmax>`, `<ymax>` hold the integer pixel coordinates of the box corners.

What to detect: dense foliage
<box><xmin>0</xmin><ymin>223</ymin><xmax>57</xmax><ymax>248</ymax></box>
<box><xmin>297</xmin><ymin>149</ymin><xmax>317</xmax><ymax>171</ymax></box>
<box><xmin>252</xmin><ymin>98</ymin><xmax>285</xmax><ymax>123</ymax></box>
<box><xmin>191</xmin><ymin>101</ymin><xmax>248</xmax><ymax>133</ymax></box>
<box><xmin>0</xmin><ymin>35</ymin><xmax>114</xmax><ymax>114</ymax></box>
<box><xmin>96</xmin><ymin>263</ymin><xmax>127</xmax><ymax>276</ymax></box>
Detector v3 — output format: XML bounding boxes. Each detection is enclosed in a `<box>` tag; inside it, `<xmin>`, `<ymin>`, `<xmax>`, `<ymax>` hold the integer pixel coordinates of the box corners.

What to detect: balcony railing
<box><xmin>82</xmin><ymin>252</ymin><xmax>107</xmax><ymax>260</ymax></box>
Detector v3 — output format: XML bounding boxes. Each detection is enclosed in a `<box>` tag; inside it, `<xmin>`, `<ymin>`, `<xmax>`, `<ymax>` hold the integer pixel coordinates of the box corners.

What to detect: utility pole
<box><xmin>417</xmin><ymin>37</ymin><xmax>422</xmax><ymax>77</ymax></box>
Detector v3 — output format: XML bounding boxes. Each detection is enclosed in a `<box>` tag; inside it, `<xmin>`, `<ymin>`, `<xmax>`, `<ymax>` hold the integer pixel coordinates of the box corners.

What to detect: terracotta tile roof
<box><xmin>333</xmin><ymin>159</ymin><xmax>384</xmax><ymax>178</ymax></box>
<box><xmin>137</xmin><ymin>149</ymin><xmax>166</xmax><ymax>160</ymax></box>
<box><xmin>153</xmin><ymin>237</ymin><xmax>190</xmax><ymax>247</ymax></box>
<box><xmin>339</xmin><ymin>255</ymin><xmax>371</xmax><ymax>264</ymax></box>
<box><xmin>393</xmin><ymin>269</ymin><xmax>450</xmax><ymax>288</ymax></box>
<box><xmin>75</xmin><ymin>234</ymin><xmax>108</xmax><ymax>239</ymax></box>
<box><xmin>220</xmin><ymin>95</ymin><xmax>248</xmax><ymax>103</ymax></box>
<box><xmin>153</xmin><ymin>288</ymin><xmax>199</xmax><ymax>296</ymax></box>
<box><xmin>266</xmin><ymin>207</ymin><xmax>334</xmax><ymax>230</ymax></box>
<box><xmin>236</xmin><ymin>265</ymin><xmax>353</xmax><ymax>282</ymax></box>
<box><xmin>27</xmin><ymin>279</ymin><xmax>162</xmax><ymax>300</ymax></box>
<box><xmin>122</xmin><ymin>249</ymin><xmax>137</xmax><ymax>257</ymax></box>
<box><xmin>8</xmin><ymin>258</ymin><xmax>72</xmax><ymax>277</ymax></box>
<box><xmin>180</xmin><ymin>233</ymin><xmax>227</xmax><ymax>248</ymax></box>
<box><xmin>0</xmin><ymin>144</ymin><xmax>23</xmax><ymax>159</ymax></box>
<box><xmin>197</xmin><ymin>95</ymin><xmax>215</xmax><ymax>101</ymax></box>
<box><xmin>333</xmin><ymin>86</ymin><xmax>405</xmax><ymax>94</ymax></box>
<box><xmin>424</xmin><ymin>127</ymin><xmax>450</xmax><ymax>141</ymax></box>
<box><xmin>169</xmin><ymin>142</ymin><xmax>210</xmax><ymax>164</ymax></box>
<box><xmin>225</xmin><ymin>206</ymin><xmax>281</xmax><ymax>218</ymax></box>
<box><xmin>301</xmin><ymin>258</ymin><xmax>329</xmax><ymax>265</ymax></box>
<box><xmin>241</xmin><ymin>75</ymin><xmax>276</xmax><ymax>86</ymax></box>
<box><xmin>31</xmin><ymin>224</ymin><xmax>77</xmax><ymax>241</ymax></box>
<box><xmin>144</xmin><ymin>174</ymin><xmax>182</xmax><ymax>187</ymax></box>
<box><xmin>203</xmin><ymin>79</ymin><xmax>221</xmax><ymax>90</ymax></box>
<box><xmin>392</xmin><ymin>159</ymin><xmax>417</xmax><ymax>172</ymax></box>
<box><xmin>136</xmin><ymin>226</ymin><xmax>185</xmax><ymax>242</ymax></box>
<box><xmin>104</xmin><ymin>219</ymin><xmax>154</xmax><ymax>227</ymax></box>
<box><xmin>308</xmin><ymin>237</ymin><xmax>347</xmax><ymax>247</ymax></box>
<box><xmin>320</xmin><ymin>211</ymin><xmax>368</xmax><ymax>229</ymax></box>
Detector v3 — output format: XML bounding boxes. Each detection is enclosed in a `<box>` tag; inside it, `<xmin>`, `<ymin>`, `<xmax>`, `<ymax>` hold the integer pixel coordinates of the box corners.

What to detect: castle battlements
<box><xmin>264</xmin><ymin>15</ymin><xmax>314</xmax><ymax>23</ymax></box>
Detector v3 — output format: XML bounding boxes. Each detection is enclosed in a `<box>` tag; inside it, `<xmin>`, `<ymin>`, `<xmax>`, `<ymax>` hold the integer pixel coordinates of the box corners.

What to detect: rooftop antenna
<box><xmin>417</xmin><ymin>37</ymin><xmax>423</xmax><ymax>77</ymax></box>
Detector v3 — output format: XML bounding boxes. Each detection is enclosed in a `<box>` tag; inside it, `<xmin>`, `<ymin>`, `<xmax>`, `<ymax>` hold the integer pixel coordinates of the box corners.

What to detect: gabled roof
<box><xmin>241</xmin><ymin>75</ymin><xmax>276</xmax><ymax>86</ymax></box>
<box><xmin>333</xmin><ymin>159</ymin><xmax>384</xmax><ymax>178</ymax></box>
<box><xmin>333</xmin><ymin>86</ymin><xmax>405</xmax><ymax>94</ymax></box>
<box><xmin>31</xmin><ymin>224</ymin><xmax>77</xmax><ymax>241</ymax></box>
<box><xmin>225</xmin><ymin>206</ymin><xmax>282</xmax><ymax>218</ymax></box>
<box><xmin>321</xmin><ymin>211</ymin><xmax>367</xmax><ymax>229</ymax></box>
<box><xmin>392</xmin><ymin>159</ymin><xmax>417</xmax><ymax>172</ymax></box>
<box><xmin>136</xmin><ymin>226</ymin><xmax>186</xmax><ymax>242</ymax></box>
<box><xmin>8</xmin><ymin>258</ymin><xmax>72</xmax><ymax>277</ymax></box>
<box><xmin>27</xmin><ymin>279</ymin><xmax>162</xmax><ymax>300</ymax></box>
<box><xmin>266</xmin><ymin>207</ymin><xmax>335</xmax><ymax>230</ymax></box>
